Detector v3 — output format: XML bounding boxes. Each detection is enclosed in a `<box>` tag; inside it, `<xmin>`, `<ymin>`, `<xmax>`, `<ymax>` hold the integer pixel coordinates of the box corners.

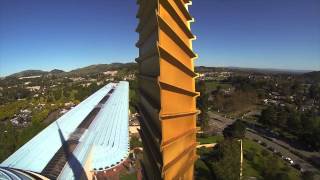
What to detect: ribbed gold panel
<box><xmin>136</xmin><ymin>0</ymin><xmax>198</xmax><ymax>179</ymax></box>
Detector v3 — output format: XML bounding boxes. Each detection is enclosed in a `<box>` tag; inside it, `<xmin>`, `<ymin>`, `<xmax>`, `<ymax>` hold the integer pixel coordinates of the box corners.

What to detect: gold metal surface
<box><xmin>136</xmin><ymin>0</ymin><xmax>198</xmax><ymax>179</ymax></box>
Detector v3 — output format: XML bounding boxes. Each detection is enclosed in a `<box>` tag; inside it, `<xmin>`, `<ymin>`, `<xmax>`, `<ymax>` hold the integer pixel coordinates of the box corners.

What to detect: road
<box><xmin>245</xmin><ymin>120</ymin><xmax>320</xmax><ymax>166</ymax></box>
<box><xmin>207</xmin><ymin>111</ymin><xmax>236</xmax><ymax>134</ymax></box>
<box><xmin>208</xmin><ymin>112</ymin><xmax>320</xmax><ymax>177</ymax></box>
<box><xmin>246</xmin><ymin>129</ymin><xmax>318</xmax><ymax>172</ymax></box>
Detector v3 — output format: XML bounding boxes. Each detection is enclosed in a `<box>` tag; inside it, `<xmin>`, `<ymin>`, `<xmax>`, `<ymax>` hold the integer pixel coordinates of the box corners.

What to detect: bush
<box><xmin>261</xmin><ymin>149</ymin><xmax>270</xmax><ymax>156</ymax></box>
<box><xmin>275</xmin><ymin>151</ymin><xmax>282</xmax><ymax>157</ymax></box>
<box><xmin>130</xmin><ymin>136</ymin><xmax>142</xmax><ymax>149</ymax></box>
<box><xmin>301</xmin><ymin>171</ymin><xmax>315</xmax><ymax>180</ymax></box>
<box><xmin>210</xmin><ymin>140</ymin><xmax>241</xmax><ymax>180</ymax></box>
<box><xmin>223</xmin><ymin>120</ymin><xmax>246</xmax><ymax>139</ymax></box>
<box><xmin>244</xmin><ymin>150</ymin><xmax>255</xmax><ymax>161</ymax></box>
<box><xmin>198</xmin><ymin>133</ymin><xmax>209</xmax><ymax>138</ymax></box>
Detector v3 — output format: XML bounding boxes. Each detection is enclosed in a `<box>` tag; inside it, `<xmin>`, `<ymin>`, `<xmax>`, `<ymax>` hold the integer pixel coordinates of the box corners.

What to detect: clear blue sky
<box><xmin>0</xmin><ymin>0</ymin><xmax>319</xmax><ymax>76</ymax></box>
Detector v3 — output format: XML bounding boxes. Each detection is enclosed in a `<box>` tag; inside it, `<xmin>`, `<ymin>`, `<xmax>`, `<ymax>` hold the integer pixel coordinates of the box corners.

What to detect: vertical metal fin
<box><xmin>136</xmin><ymin>0</ymin><xmax>198</xmax><ymax>179</ymax></box>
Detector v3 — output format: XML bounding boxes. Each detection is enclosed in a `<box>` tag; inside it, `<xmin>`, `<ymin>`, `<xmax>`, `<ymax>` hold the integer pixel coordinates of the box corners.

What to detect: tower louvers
<box><xmin>135</xmin><ymin>0</ymin><xmax>199</xmax><ymax>179</ymax></box>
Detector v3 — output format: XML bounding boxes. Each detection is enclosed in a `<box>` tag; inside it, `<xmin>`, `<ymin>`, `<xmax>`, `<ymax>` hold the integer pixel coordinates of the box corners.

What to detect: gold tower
<box><xmin>136</xmin><ymin>0</ymin><xmax>198</xmax><ymax>179</ymax></box>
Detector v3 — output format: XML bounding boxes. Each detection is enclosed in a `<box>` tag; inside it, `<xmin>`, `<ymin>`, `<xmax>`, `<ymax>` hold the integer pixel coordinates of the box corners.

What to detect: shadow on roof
<box><xmin>57</xmin><ymin>122</ymin><xmax>88</xmax><ymax>180</ymax></box>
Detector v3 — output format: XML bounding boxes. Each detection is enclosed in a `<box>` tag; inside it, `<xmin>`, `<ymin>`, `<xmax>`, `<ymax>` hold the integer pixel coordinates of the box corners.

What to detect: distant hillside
<box><xmin>196</xmin><ymin>66</ymin><xmax>313</xmax><ymax>75</ymax></box>
<box><xmin>68</xmin><ymin>63</ymin><xmax>137</xmax><ymax>75</ymax></box>
<box><xmin>225</xmin><ymin>67</ymin><xmax>313</xmax><ymax>74</ymax></box>
<box><xmin>50</xmin><ymin>69</ymin><xmax>65</xmax><ymax>74</ymax></box>
<box><xmin>6</xmin><ymin>63</ymin><xmax>137</xmax><ymax>78</ymax></box>
<box><xmin>7</xmin><ymin>64</ymin><xmax>315</xmax><ymax>78</ymax></box>
<box><xmin>8</xmin><ymin>69</ymin><xmax>65</xmax><ymax>78</ymax></box>
<box><xmin>303</xmin><ymin>71</ymin><xmax>320</xmax><ymax>83</ymax></box>
<box><xmin>8</xmin><ymin>70</ymin><xmax>48</xmax><ymax>78</ymax></box>
<box><xmin>195</xmin><ymin>66</ymin><xmax>229</xmax><ymax>73</ymax></box>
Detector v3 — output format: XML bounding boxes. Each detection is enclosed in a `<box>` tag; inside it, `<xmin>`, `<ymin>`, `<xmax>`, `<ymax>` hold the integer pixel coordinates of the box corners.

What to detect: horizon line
<box><xmin>1</xmin><ymin>63</ymin><xmax>319</xmax><ymax>78</ymax></box>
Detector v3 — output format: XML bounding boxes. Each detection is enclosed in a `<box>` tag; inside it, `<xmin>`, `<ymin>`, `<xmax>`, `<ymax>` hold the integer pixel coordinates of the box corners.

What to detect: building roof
<box><xmin>0</xmin><ymin>82</ymin><xmax>122</xmax><ymax>174</ymax></box>
<box><xmin>0</xmin><ymin>167</ymin><xmax>49</xmax><ymax>180</ymax></box>
<box><xmin>58</xmin><ymin>81</ymin><xmax>129</xmax><ymax>179</ymax></box>
<box><xmin>0</xmin><ymin>167</ymin><xmax>33</xmax><ymax>180</ymax></box>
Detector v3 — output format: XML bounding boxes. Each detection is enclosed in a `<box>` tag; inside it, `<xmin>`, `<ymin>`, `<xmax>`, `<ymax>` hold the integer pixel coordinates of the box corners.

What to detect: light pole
<box><xmin>238</xmin><ymin>139</ymin><xmax>243</xmax><ymax>179</ymax></box>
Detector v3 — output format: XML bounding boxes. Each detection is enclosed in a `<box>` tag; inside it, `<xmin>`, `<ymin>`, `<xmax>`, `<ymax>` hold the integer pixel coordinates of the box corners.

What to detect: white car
<box><xmin>284</xmin><ymin>157</ymin><xmax>294</xmax><ymax>164</ymax></box>
<box><xmin>289</xmin><ymin>160</ymin><xmax>294</xmax><ymax>165</ymax></box>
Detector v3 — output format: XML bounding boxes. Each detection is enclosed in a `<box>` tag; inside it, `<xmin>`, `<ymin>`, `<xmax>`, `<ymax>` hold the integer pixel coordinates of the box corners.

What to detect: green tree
<box><xmin>53</xmin><ymin>89</ymin><xmax>62</xmax><ymax>101</ymax></box>
<box><xmin>259</xmin><ymin>106</ymin><xmax>277</xmax><ymax>127</ymax></box>
<box><xmin>197</xmin><ymin>81</ymin><xmax>209</xmax><ymax>130</ymax></box>
<box><xmin>287</xmin><ymin>111</ymin><xmax>301</xmax><ymax>132</ymax></box>
<box><xmin>262</xmin><ymin>155</ymin><xmax>282</xmax><ymax>180</ymax></box>
<box><xmin>277</xmin><ymin>109</ymin><xmax>288</xmax><ymax>128</ymax></box>
<box><xmin>309</xmin><ymin>83</ymin><xmax>320</xmax><ymax>101</ymax></box>
<box><xmin>301</xmin><ymin>171</ymin><xmax>316</xmax><ymax>180</ymax></box>
<box><xmin>129</xmin><ymin>80</ymin><xmax>138</xmax><ymax>113</ymax></box>
<box><xmin>210</xmin><ymin>140</ymin><xmax>241</xmax><ymax>180</ymax></box>
<box><xmin>223</xmin><ymin>120</ymin><xmax>246</xmax><ymax>139</ymax></box>
<box><xmin>130</xmin><ymin>136</ymin><xmax>142</xmax><ymax>149</ymax></box>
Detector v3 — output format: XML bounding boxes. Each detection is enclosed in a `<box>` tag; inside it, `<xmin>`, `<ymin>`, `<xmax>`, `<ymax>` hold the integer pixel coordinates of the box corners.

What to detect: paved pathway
<box><xmin>197</xmin><ymin>143</ymin><xmax>217</xmax><ymax>149</ymax></box>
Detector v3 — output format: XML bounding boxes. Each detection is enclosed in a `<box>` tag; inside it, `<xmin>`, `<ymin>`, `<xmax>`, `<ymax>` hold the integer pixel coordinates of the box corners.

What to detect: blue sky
<box><xmin>0</xmin><ymin>0</ymin><xmax>319</xmax><ymax>76</ymax></box>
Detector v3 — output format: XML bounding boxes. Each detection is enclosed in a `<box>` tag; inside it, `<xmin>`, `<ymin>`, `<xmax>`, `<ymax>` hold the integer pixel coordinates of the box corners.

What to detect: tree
<box><xmin>315</xmin><ymin>128</ymin><xmax>320</xmax><ymax>149</ymax></box>
<box><xmin>197</xmin><ymin>81</ymin><xmax>209</xmax><ymax>110</ymax></box>
<box><xmin>259</xmin><ymin>154</ymin><xmax>284</xmax><ymax>180</ymax></box>
<box><xmin>274</xmin><ymin>172</ymin><xmax>290</xmax><ymax>180</ymax></box>
<box><xmin>75</xmin><ymin>86</ymin><xmax>89</xmax><ymax>101</ymax></box>
<box><xmin>209</xmin><ymin>140</ymin><xmax>241</xmax><ymax>180</ymax></box>
<box><xmin>291</xmin><ymin>81</ymin><xmax>303</xmax><ymax>94</ymax></box>
<box><xmin>259</xmin><ymin>106</ymin><xmax>277</xmax><ymax>127</ymax></box>
<box><xmin>216</xmin><ymin>85</ymin><xmax>222</xmax><ymax>94</ymax></box>
<box><xmin>196</xmin><ymin>81</ymin><xmax>209</xmax><ymax>130</ymax></box>
<box><xmin>287</xmin><ymin>111</ymin><xmax>301</xmax><ymax>132</ymax></box>
<box><xmin>53</xmin><ymin>89</ymin><xmax>62</xmax><ymax>101</ymax></box>
<box><xmin>309</xmin><ymin>83</ymin><xmax>320</xmax><ymax>101</ymax></box>
<box><xmin>223</xmin><ymin>120</ymin><xmax>246</xmax><ymax>139</ymax></box>
<box><xmin>130</xmin><ymin>136</ymin><xmax>142</xmax><ymax>149</ymax></box>
<box><xmin>277</xmin><ymin>110</ymin><xmax>288</xmax><ymax>128</ymax></box>
<box><xmin>129</xmin><ymin>80</ymin><xmax>138</xmax><ymax>113</ymax></box>
<box><xmin>63</xmin><ymin>87</ymin><xmax>72</xmax><ymax>99</ymax></box>
<box><xmin>301</xmin><ymin>113</ymin><xmax>316</xmax><ymax>131</ymax></box>
<box><xmin>301</xmin><ymin>171</ymin><xmax>316</xmax><ymax>180</ymax></box>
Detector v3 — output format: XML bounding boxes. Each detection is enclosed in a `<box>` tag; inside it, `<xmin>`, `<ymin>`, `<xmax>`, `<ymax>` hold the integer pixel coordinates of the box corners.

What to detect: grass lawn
<box><xmin>197</xmin><ymin>135</ymin><xmax>224</xmax><ymax>144</ymax></box>
<box><xmin>242</xmin><ymin>139</ymin><xmax>301</xmax><ymax>180</ymax></box>
<box><xmin>242</xmin><ymin>139</ymin><xmax>265</xmax><ymax>179</ymax></box>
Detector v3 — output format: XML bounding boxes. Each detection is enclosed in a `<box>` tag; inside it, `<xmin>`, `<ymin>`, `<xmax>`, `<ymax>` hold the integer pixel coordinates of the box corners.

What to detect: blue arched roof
<box><xmin>1</xmin><ymin>82</ymin><xmax>129</xmax><ymax>178</ymax></box>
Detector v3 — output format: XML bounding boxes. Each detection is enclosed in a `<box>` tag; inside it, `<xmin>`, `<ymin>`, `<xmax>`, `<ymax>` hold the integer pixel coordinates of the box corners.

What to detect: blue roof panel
<box><xmin>0</xmin><ymin>83</ymin><xmax>115</xmax><ymax>173</ymax></box>
<box><xmin>58</xmin><ymin>81</ymin><xmax>129</xmax><ymax>179</ymax></box>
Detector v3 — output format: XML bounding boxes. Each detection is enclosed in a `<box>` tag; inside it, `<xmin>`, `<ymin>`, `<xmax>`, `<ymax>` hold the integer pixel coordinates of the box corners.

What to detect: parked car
<box><xmin>284</xmin><ymin>157</ymin><xmax>294</xmax><ymax>165</ymax></box>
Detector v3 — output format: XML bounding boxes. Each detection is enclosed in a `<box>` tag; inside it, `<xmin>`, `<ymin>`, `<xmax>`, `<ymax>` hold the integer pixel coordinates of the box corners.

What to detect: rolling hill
<box><xmin>5</xmin><ymin>63</ymin><xmax>137</xmax><ymax>78</ymax></box>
